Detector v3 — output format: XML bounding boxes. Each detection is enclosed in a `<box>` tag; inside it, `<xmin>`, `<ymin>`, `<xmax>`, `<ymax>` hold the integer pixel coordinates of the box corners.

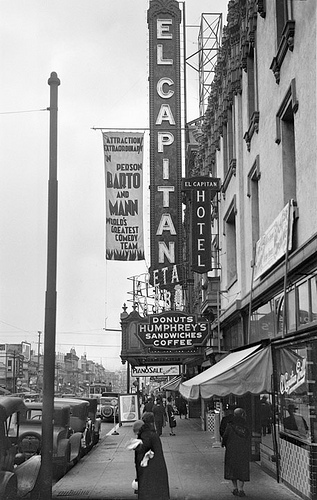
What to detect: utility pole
<box><xmin>38</xmin><ymin>72</ymin><xmax>60</xmax><ymax>500</ymax></box>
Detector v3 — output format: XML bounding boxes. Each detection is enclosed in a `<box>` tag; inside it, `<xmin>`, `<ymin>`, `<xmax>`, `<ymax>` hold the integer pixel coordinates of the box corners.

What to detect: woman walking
<box><xmin>135</xmin><ymin>412</ymin><xmax>170</xmax><ymax>500</ymax></box>
<box><xmin>222</xmin><ymin>408</ymin><xmax>250</xmax><ymax>497</ymax></box>
<box><xmin>152</xmin><ymin>396</ymin><xmax>167</xmax><ymax>436</ymax></box>
<box><xmin>166</xmin><ymin>396</ymin><xmax>176</xmax><ymax>436</ymax></box>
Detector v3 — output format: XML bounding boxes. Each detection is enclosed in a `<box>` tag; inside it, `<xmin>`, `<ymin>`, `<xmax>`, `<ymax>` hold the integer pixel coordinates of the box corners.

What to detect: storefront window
<box><xmin>275</xmin><ymin>341</ymin><xmax>317</xmax><ymax>444</ymax></box>
<box><xmin>250</xmin><ymin>301</ymin><xmax>276</xmax><ymax>343</ymax></box>
<box><xmin>311</xmin><ymin>276</ymin><xmax>317</xmax><ymax>322</ymax></box>
<box><xmin>298</xmin><ymin>280</ymin><xmax>310</xmax><ymax>326</ymax></box>
<box><xmin>287</xmin><ymin>287</ymin><xmax>296</xmax><ymax>331</ymax></box>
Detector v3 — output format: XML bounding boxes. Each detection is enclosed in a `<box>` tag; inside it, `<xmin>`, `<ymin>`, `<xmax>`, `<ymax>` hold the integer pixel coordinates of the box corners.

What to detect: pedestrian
<box><xmin>143</xmin><ymin>396</ymin><xmax>154</xmax><ymax>414</ymax></box>
<box><xmin>284</xmin><ymin>403</ymin><xmax>309</xmax><ymax>438</ymax></box>
<box><xmin>135</xmin><ymin>411</ymin><xmax>170</xmax><ymax>500</ymax></box>
<box><xmin>152</xmin><ymin>396</ymin><xmax>167</xmax><ymax>436</ymax></box>
<box><xmin>222</xmin><ymin>407</ymin><xmax>250</xmax><ymax>497</ymax></box>
<box><xmin>178</xmin><ymin>397</ymin><xmax>187</xmax><ymax>419</ymax></box>
<box><xmin>260</xmin><ymin>395</ymin><xmax>272</xmax><ymax>436</ymax></box>
<box><xmin>130</xmin><ymin>420</ymin><xmax>145</xmax><ymax>495</ymax></box>
<box><xmin>166</xmin><ymin>396</ymin><xmax>176</xmax><ymax>436</ymax></box>
<box><xmin>220</xmin><ymin>405</ymin><xmax>235</xmax><ymax>438</ymax></box>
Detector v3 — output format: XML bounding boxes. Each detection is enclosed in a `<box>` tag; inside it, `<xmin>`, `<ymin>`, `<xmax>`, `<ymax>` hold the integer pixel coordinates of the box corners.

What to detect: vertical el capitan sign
<box><xmin>148</xmin><ymin>0</ymin><xmax>183</xmax><ymax>288</ymax></box>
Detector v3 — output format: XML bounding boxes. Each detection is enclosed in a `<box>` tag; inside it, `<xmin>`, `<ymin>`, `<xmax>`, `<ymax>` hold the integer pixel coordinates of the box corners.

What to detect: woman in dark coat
<box><xmin>222</xmin><ymin>408</ymin><xmax>250</xmax><ymax>497</ymax></box>
<box><xmin>135</xmin><ymin>412</ymin><xmax>170</xmax><ymax>500</ymax></box>
<box><xmin>152</xmin><ymin>396</ymin><xmax>167</xmax><ymax>436</ymax></box>
<box><xmin>166</xmin><ymin>396</ymin><xmax>176</xmax><ymax>436</ymax></box>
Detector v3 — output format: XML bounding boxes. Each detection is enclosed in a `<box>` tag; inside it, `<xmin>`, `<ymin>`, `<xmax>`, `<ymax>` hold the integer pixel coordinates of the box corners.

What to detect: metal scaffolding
<box><xmin>186</xmin><ymin>13</ymin><xmax>223</xmax><ymax>117</ymax></box>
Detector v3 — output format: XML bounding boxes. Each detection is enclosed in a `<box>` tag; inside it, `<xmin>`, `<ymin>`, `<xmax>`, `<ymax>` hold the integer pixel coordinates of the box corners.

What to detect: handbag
<box><xmin>170</xmin><ymin>416</ymin><xmax>177</xmax><ymax>428</ymax></box>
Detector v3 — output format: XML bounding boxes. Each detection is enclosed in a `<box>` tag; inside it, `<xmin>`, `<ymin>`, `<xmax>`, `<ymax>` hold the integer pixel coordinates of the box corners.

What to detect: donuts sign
<box><xmin>137</xmin><ymin>312</ymin><xmax>209</xmax><ymax>350</ymax></box>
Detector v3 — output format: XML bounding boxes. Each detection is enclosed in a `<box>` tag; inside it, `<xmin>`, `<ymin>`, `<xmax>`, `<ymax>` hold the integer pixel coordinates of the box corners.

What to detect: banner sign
<box><xmin>148</xmin><ymin>0</ymin><xmax>183</xmax><ymax>285</ymax></box>
<box><xmin>278</xmin><ymin>348</ymin><xmax>307</xmax><ymax>395</ymax></box>
<box><xmin>254</xmin><ymin>201</ymin><xmax>294</xmax><ymax>280</ymax></box>
<box><xmin>131</xmin><ymin>365</ymin><xmax>179</xmax><ymax>377</ymax></box>
<box><xmin>182</xmin><ymin>177</ymin><xmax>220</xmax><ymax>273</ymax></box>
<box><xmin>103</xmin><ymin>131</ymin><xmax>145</xmax><ymax>261</ymax></box>
<box><xmin>136</xmin><ymin>311</ymin><xmax>209</xmax><ymax>350</ymax></box>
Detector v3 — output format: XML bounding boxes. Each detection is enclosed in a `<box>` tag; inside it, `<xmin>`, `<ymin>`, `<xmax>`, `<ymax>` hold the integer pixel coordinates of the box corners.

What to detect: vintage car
<box><xmin>0</xmin><ymin>396</ymin><xmax>41</xmax><ymax>499</ymax></box>
<box><xmin>98</xmin><ymin>392</ymin><xmax>119</xmax><ymax>422</ymax></box>
<box><xmin>54</xmin><ymin>397</ymin><xmax>101</xmax><ymax>451</ymax></box>
<box><xmin>20</xmin><ymin>401</ymin><xmax>83</xmax><ymax>479</ymax></box>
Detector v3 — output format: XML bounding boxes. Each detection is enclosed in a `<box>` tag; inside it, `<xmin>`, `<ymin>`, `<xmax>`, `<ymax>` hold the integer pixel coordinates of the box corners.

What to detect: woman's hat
<box><xmin>133</xmin><ymin>420</ymin><xmax>144</xmax><ymax>434</ymax></box>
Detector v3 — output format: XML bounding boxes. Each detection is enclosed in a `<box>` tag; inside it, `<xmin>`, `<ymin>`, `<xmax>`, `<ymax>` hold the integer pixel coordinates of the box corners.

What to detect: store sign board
<box><xmin>254</xmin><ymin>201</ymin><xmax>295</xmax><ymax>281</ymax></box>
<box><xmin>131</xmin><ymin>365</ymin><xmax>179</xmax><ymax>377</ymax></box>
<box><xmin>279</xmin><ymin>349</ymin><xmax>307</xmax><ymax>395</ymax></box>
<box><xmin>148</xmin><ymin>0</ymin><xmax>183</xmax><ymax>285</ymax></box>
<box><xmin>136</xmin><ymin>312</ymin><xmax>209</xmax><ymax>349</ymax></box>
<box><xmin>182</xmin><ymin>177</ymin><xmax>220</xmax><ymax>273</ymax></box>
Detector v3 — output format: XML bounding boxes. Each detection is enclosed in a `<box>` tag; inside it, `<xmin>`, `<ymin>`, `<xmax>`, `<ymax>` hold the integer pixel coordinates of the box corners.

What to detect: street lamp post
<box><xmin>38</xmin><ymin>72</ymin><xmax>60</xmax><ymax>500</ymax></box>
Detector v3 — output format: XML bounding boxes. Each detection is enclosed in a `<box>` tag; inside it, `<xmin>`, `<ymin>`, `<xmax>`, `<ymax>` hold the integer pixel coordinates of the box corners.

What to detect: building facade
<box><xmin>183</xmin><ymin>1</ymin><xmax>317</xmax><ymax>499</ymax></box>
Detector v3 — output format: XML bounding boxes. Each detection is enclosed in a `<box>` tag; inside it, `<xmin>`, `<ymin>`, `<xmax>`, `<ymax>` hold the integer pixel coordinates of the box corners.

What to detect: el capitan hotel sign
<box><xmin>182</xmin><ymin>177</ymin><xmax>220</xmax><ymax>273</ymax></box>
<box><xmin>148</xmin><ymin>0</ymin><xmax>183</xmax><ymax>287</ymax></box>
<box><xmin>136</xmin><ymin>311</ymin><xmax>209</xmax><ymax>350</ymax></box>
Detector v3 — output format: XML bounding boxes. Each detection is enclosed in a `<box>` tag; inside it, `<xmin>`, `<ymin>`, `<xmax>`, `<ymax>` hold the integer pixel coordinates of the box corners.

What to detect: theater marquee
<box><xmin>136</xmin><ymin>312</ymin><xmax>209</xmax><ymax>350</ymax></box>
<box><xmin>147</xmin><ymin>0</ymin><xmax>183</xmax><ymax>286</ymax></box>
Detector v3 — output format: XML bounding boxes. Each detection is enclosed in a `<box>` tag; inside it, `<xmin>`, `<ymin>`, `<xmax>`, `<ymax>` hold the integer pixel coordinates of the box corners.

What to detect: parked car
<box><xmin>0</xmin><ymin>396</ymin><xmax>41</xmax><ymax>499</ymax></box>
<box><xmin>54</xmin><ymin>397</ymin><xmax>101</xmax><ymax>451</ymax></box>
<box><xmin>20</xmin><ymin>401</ymin><xmax>83</xmax><ymax>480</ymax></box>
<box><xmin>98</xmin><ymin>392</ymin><xmax>119</xmax><ymax>422</ymax></box>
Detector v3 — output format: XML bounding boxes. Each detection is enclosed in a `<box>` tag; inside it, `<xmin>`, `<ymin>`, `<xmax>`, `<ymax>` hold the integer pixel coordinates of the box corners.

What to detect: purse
<box><xmin>170</xmin><ymin>416</ymin><xmax>177</xmax><ymax>428</ymax></box>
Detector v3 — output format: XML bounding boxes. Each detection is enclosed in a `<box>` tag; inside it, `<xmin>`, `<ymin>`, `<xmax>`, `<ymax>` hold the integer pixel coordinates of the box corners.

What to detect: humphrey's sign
<box><xmin>131</xmin><ymin>365</ymin><xmax>179</xmax><ymax>377</ymax></box>
<box><xmin>137</xmin><ymin>312</ymin><xmax>209</xmax><ymax>350</ymax></box>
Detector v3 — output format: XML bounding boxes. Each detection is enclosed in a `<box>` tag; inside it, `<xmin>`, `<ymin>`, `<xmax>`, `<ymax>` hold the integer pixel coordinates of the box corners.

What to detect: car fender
<box><xmin>56</xmin><ymin>438</ymin><xmax>70</xmax><ymax>460</ymax></box>
<box><xmin>15</xmin><ymin>455</ymin><xmax>41</xmax><ymax>497</ymax></box>
<box><xmin>0</xmin><ymin>471</ymin><xmax>17</xmax><ymax>499</ymax></box>
<box><xmin>68</xmin><ymin>432</ymin><xmax>83</xmax><ymax>463</ymax></box>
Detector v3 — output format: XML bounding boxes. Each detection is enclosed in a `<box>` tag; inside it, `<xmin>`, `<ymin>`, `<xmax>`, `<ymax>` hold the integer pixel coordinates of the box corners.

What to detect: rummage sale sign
<box><xmin>136</xmin><ymin>312</ymin><xmax>209</xmax><ymax>350</ymax></box>
<box><xmin>103</xmin><ymin>131</ymin><xmax>145</xmax><ymax>261</ymax></box>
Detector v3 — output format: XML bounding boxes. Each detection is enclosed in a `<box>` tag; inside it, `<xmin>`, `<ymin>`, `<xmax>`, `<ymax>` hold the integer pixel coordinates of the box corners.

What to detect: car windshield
<box><xmin>100</xmin><ymin>397</ymin><xmax>117</xmax><ymax>405</ymax></box>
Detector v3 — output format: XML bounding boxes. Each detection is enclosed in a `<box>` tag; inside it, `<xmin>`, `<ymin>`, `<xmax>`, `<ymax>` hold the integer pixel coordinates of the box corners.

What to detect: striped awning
<box><xmin>160</xmin><ymin>375</ymin><xmax>182</xmax><ymax>391</ymax></box>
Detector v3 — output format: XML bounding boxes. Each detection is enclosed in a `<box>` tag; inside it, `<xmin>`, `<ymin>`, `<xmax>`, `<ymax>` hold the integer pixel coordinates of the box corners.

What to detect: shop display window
<box><xmin>287</xmin><ymin>287</ymin><xmax>296</xmax><ymax>332</ymax></box>
<box><xmin>275</xmin><ymin>341</ymin><xmax>317</xmax><ymax>444</ymax></box>
<box><xmin>311</xmin><ymin>276</ymin><xmax>317</xmax><ymax>322</ymax></box>
<box><xmin>250</xmin><ymin>301</ymin><xmax>276</xmax><ymax>342</ymax></box>
<box><xmin>297</xmin><ymin>280</ymin><xmax>310</xmax><ymax>326</ymax></box>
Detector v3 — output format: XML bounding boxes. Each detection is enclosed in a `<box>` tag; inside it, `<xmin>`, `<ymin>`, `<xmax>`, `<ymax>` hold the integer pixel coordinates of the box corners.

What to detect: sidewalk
<box><xmin>53</xmin><ymin>417</ymin><xmax>301</xmax><ymax>500</ymax></box>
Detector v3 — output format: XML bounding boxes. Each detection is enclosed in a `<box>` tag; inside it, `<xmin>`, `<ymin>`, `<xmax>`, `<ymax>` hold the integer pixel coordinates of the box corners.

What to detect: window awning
<box><xmin>179</xmin><ymin>344</ymin><xmax>272</xmax><ymax>400</ymax></box>
<box><xmin>160</xmin><ymin>375</ymin><xmax>182</xmax><ymax>392</ymax></box>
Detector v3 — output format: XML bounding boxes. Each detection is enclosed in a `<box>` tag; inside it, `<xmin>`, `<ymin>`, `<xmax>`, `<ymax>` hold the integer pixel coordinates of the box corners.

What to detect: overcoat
<box><xmin>222</xmin><ymin>416</ymin><xmax>251</xmax><ymax>482</ymax></box>
<box><xmin>135</xmin><ymin>423</ymin><xmax>170</xmax><ymax>500</ymax></box>
<box><xmin>152</xmin><ymin>402</ymin><xmax>166</xmax><ymax>436</ymax></box>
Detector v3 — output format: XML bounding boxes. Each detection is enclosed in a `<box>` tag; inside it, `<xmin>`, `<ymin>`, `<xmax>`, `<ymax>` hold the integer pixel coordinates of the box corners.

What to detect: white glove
<box><xmin>140</xmin><ymin>449</ymin><xmax>154</xmax><ymax>467</ymax></box>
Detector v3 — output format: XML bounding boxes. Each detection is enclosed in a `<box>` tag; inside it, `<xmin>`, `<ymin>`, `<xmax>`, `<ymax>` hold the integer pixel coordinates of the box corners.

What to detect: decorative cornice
<box><xmin>244</xmin><ymin>111</ymin><xmax>260</xmax><ymax>151</ymax></box>
<box><xmin>147</xmin><ymin>0</ymin><xmax>181</xmax><ymax>24</ymax></box>
<box><xmin>270</xmin><ymin>21</ymin><xmax>296</xmax><ymax>84</ymax></box>
<box><xmin>257</xmin><ymin>0</ymin><xmax>266</xmax><ymax>18</ymax></box>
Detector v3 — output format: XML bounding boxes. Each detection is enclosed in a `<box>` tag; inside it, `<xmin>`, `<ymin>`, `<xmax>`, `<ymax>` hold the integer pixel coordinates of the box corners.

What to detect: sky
<box><xmin>0</xmin><ymin>0</ymin><xmax>227</xmax><ymax>371</ymax></box>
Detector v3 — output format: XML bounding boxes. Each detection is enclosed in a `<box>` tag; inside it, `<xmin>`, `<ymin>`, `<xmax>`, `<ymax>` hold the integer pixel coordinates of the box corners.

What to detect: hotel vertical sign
<box><xmin>148</xmin><ymin>0</ymin><xmax>183</xmax><ymax>287</ymax></box>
